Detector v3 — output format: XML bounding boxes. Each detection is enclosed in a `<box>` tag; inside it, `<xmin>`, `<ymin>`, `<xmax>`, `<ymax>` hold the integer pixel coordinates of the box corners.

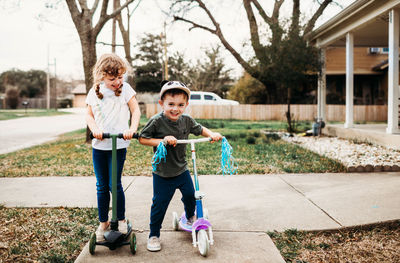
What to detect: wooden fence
<box><xmin>146</xmin><ymin>104</ymin><xmax>388</xmax><ymax>122</ymax></box>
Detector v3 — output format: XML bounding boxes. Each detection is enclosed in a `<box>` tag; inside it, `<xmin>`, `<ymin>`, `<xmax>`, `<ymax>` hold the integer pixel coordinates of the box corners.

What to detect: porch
<box><xmin>307</xmin><ymin>0</ymin><xmax>400</xmax><ymax>135</ymax></box>
<box><xmin>323</xmin><ymin>123</ymin><xmax>400</xmax><ymax>150</ymax></box>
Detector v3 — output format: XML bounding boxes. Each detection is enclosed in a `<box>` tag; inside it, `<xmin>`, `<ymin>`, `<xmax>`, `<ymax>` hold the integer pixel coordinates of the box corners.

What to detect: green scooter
<box><xmin>89</xmin><ymin>133</ymin><xmax>138</xmax><ymax>255</ymax></box>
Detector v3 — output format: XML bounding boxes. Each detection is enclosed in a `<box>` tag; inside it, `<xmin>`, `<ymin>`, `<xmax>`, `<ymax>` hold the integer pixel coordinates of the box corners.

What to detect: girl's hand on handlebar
<box><xmin>123</xmin><ymin>129</ymin><xmax>136</xmax><ymax>140</ymax></box>
<box><xmin>209</xmin><ymin>132</ymin><xmax>222</xmax><ymax>143</ymax></box>
<box><xmin>163</xmin><ymin>136</ymin><xmax>177</xmax><ymax>147</ymax></box>
<box><xmin>92</xmin><ymin>129</ymin><xmax>103</xmax><ymax>140</ymax></box>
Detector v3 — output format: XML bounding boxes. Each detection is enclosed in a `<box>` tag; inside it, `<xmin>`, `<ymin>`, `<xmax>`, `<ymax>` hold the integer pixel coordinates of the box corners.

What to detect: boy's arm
<box><xmin>201</xmin><ymin>127</ymin><xmax>222</xmax><ymax>143</ymax></box>
<box><xmin>139</xmin><ymin>136</ymin><xmax>177</xmax><ymax>147</ymax></box>
<box><xmin>139</xmin><ymin>137</ymin><xmax>163</xmax><ymax>147</ymax></box>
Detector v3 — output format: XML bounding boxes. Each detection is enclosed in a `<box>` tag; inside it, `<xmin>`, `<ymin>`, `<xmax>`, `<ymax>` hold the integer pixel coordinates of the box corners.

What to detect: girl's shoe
<box><xmin>118</xmin><ymin>220</ymin><xmax>128</xmax><ymax>234</ymax></box>
<box><xmin>95</xmin><ymin>225</ymin><xmax>109</xmax><ymax>242</ymax></box>
<box><xmin>147</xmin><ymin>236</ymin><xmax>161</xmax><ymax>251</ymax></box>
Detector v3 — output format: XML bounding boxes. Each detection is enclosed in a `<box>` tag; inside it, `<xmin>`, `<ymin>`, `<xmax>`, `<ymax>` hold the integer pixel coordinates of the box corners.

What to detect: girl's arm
<box><xmin>201</xmin><ymin>127</ymin><xmax>222</xmax><ymax>143</ymax></box>
<box><xmin>124</xmin><ymin>96</ymin><xmax>141</xmax><ymax>140</ymax></box>
<box><xmin>86</xmin><ymin>105</ymin><xmax>103</xmax><ymax>139</ymax></box>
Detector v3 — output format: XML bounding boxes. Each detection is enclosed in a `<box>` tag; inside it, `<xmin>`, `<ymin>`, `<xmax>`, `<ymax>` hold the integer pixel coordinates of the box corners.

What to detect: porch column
<box><xmin>345</xmin><ymin>32</ymin><xmax>354</xmax><ymax>128</ymax></box>
<box><xmin>387</xmin><ymin>9</ymin><xmax>400</xmax><ymax>134</ymax></box>
<box><xmin>317</xmin><ymin>48</ymin><xmax>327</xmax><ymax>121</ymax></box>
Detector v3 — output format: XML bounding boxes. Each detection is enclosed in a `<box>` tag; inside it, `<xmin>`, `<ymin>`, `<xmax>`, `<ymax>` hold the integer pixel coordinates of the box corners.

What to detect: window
<box><xmin>382</xmin><ymin>47</ymin><xmax>389</xmax><ymax>54</ymax></box>
<box><xmin>368</xmin><ymin>47</ymin><xmax>380</xmax><ymax>54</ymax></box>
<box><xmin>190</xmin><ymin>94</ymin><xmax>201</xmax><ymax>100</ymax></box>
<box><xmin>204</xmin><ymin>95</ymin><xmax>215</xmax><ymax>100</ymax></box>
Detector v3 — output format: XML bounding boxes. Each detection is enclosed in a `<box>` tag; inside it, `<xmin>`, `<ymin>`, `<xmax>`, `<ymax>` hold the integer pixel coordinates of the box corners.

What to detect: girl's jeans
<box><xmin>92</xmin><ymin>148</ymin><xmax>127</xmax><ymax>222</ymax></box>
<box><xmin>149</xmin><ymin>170</ymin><xmax>196</xmax><ymax>237</ymax></box>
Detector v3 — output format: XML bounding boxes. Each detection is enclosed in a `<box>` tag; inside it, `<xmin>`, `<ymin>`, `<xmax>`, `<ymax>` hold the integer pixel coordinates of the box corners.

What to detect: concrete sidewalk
<box><xmin>1</xmin><ymin>172</ymin><xmax>400</xmax><ymax>262</ymax></box>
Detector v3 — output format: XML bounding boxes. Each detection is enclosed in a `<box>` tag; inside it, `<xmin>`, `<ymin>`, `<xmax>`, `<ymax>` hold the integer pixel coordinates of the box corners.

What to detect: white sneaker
<box><xmin>95</xmin><ymin>225</ymin><xmax>109</xmax><ymax>242</ymax></box>
<box><xmin>118</xmin><ymin>220</ymin><xmax>128</xmax><ymax>234</ymax></box>
<box><xmin>187</xmin><ymin>216</ymin><xmax>196</xmax><ymax>226</ymax></box>
<box><xmin>147</xmin><ymin>236</ymin><xmax>161</xmax><ymax>252</ymax></box>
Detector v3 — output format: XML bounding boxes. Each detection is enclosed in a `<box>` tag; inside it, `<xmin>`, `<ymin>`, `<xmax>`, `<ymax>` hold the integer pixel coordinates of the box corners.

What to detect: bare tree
<box><xmin>171</xmin><ymin>0</ymin><xmax>338</xmax><ymax>131</ymax></box>
<box><xmin>65</xmin><ymin>0</ymin><xmax>136</xmax><ymax>92</ymax></box>
<box><xmin>171</xmin><ymin>0</ymin><xmax>335</xmax><ymax>98</ymax></box>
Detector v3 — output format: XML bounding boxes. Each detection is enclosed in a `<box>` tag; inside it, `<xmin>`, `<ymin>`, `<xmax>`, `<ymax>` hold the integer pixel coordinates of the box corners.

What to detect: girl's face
<box><xmin>159</xmin><ymin>93</ymin><xmax>188</xmax><ymax>122</ymax></box>
<box><xmin>103</xmin><ymin>73</ymin><xmax>123</xmax><ymax>91</ymax></box>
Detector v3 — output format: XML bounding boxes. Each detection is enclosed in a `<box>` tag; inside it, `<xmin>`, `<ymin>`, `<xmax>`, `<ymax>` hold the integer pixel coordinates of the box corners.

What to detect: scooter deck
<box><xmin>178</xmin><ymin>212</ymin><xmax>211</xmax><ymax>232</ymax></box>
<box><xmin>96</xmin><ymin>223</ymin><xmax>132</xmax><ymax>250</ymax></box>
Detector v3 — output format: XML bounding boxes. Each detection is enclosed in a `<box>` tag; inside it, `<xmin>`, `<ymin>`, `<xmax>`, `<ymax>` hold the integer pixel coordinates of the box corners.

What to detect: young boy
<box><xmin>139</xmin><ymin>80</ymin><xmax>222</xmax><ymax>252</ymax></box>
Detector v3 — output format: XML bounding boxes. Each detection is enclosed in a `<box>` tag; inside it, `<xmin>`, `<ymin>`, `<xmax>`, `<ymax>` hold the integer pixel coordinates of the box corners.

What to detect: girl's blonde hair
<box><xmin>92</xmin><ymin>53</ymin><xmax>128</xmax><ymax>99</ymax></box>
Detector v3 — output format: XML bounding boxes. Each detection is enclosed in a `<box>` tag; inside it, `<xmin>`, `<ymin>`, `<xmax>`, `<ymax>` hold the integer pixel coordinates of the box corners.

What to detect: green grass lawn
<box><xmin>0</xmin><ymin>119</ymin><xmax>346</xmax><ymax>177</ymax></box>
<box><xmin>0</xmin><ymin>109</ymin><xmax>69</xmax><ymax>120</ymax></box>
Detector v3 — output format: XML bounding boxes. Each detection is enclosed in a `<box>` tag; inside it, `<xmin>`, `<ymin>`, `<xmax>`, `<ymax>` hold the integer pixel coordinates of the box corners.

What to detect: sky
<box><xmin>0</xmin><ymin>0</ymin><xmax>355</xmax><ymax>81</ymax></box>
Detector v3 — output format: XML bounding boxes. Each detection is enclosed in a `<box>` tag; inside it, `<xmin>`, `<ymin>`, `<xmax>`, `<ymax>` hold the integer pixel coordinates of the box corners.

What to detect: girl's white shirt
<box><xmin>86</xmin><ymin>82</ymin><xmax>136</xmax><ymax>150</ymax></box>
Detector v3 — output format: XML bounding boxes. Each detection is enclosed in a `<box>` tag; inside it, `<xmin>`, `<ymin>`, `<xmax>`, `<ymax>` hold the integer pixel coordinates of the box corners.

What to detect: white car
<box><xmin>189</xmin><ymin>91</ymin><xmax>239</xmax><ymax>105</ymax></box>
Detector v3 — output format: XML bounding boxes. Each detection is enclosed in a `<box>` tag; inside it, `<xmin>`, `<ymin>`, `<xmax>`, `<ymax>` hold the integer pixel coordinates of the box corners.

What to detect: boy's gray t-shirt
<box><xmin>140</xmin><ymin>112</ymin><xmax>203</xmax><ymax>178</ymax></box>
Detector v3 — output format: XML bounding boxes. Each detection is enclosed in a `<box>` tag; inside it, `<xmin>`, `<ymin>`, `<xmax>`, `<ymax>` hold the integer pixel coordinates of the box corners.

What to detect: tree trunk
<box><xmin>286</xmin><ymin>86</ymin><xmax>293</xmax><ymax>133</ymax></box>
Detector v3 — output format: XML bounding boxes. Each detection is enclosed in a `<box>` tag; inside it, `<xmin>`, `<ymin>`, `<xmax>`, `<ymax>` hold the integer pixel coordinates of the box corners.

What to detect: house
<box><xmin>307</xmin><ymin>0</ymin><xmax>400</xmax><ymax>148</ymax></box>
<box><xmin>324</xmin><ymin>47</ymin><xmax>388</xmax><ymax>105</ymax></box>
<box><xmin>72</xmin><ymin>84</ymin><xmax>87</xmax><ymax>108</ymax></box>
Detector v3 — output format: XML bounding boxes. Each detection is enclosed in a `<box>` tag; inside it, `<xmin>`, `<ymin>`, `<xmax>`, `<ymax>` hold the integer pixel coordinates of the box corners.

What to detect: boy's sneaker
<box><xmin>147</xmin><ymin>236</ymin><xmax>161</xmax><ymax>252</ymax></box>
<box><xmin>118</xmin><ymin>220</ymin><xmax>128</xmax><ymax>234</ymax></box>
<box><xmin>95</xmin><ymin>225</ymin><xmax>108</xmax><ymax>242</ymax></box>
<box><xmin>187</xmin><ymin>216</ymin><xmax>196</xmax><ymax>226</ymax></box>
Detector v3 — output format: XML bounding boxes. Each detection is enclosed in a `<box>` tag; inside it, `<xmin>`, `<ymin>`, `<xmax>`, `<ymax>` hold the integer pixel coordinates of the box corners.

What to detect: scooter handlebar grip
<box><xmin>90</xmin><ymin>133</ymin><xmax>136</xmax><ymax>139</ymax></box>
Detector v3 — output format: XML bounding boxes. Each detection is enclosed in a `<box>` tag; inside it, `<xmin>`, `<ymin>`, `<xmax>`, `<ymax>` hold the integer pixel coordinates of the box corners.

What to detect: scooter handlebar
<box><xmin>176</xmin><ymin>137</ymin><xmax>212</xmax><ymax>144</ymax></box>
<box><xmin>90</xmin><ymin>133</ymin><xmax>139</xmax><ymax>140</ymax></box>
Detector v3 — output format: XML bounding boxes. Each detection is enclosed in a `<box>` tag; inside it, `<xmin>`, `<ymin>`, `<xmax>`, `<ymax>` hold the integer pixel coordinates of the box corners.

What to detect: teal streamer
<box><xmin>151</xmin><ymin>141</ymin><xmax>167</xmax><ymax>171</ymax></box>
<box><xmin>220</xmin><ymin>137</ymin><xmax>238</xmax><ymax>175</ymax></box>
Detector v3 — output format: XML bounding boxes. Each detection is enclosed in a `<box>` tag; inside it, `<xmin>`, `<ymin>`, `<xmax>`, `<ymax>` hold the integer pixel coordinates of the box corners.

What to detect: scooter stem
<box><xmin>111</xmin><ymin>134</ymin><xmax>118</xmax><ymax>229</ymax></box>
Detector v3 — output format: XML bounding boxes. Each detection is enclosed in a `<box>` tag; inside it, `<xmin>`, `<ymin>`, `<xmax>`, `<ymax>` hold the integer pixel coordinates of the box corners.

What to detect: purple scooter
<box><xmin>171</xmin><ymin>137</ymin><xmax>214</xmax><ymax>257</ymax></box>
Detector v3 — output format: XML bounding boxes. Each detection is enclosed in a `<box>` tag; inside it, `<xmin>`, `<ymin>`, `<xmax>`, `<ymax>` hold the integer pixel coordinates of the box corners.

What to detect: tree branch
<box><xmin>243</xmin><ymin>0</ymin><xmax>265</xmax><ymax>61</ymax></box>
<box><xmin>173</xmin><ymin>0</ymin><xmax>256</xmax><ymax>77</ymax></box>
<box><xmin>94</xmin><ymin>0</ymin><xmax>135</xmax><ymax>38</ymax></box>
<box><xmin>303</xmin><ymin>0</ymin><xmax>333</xmax><ymax>35</ymax></box>
<box><xmin>65</xmin><ymin>0</ymin><xmax>83</xmax><ymax>31</ymax></box>
<box><xmin>173</xmin><ymin>16</ymin><xmax>216</xmax><ymax>34</ymax></box>
<box><xmin>90</xmin><ymin>0</ymin><xmax>101</xmax><ymax>15</ymax></box>
<box><xmin>97</xmin><ymin>41</ymin><xmax>125</xmax><ymax>47</ymax></box>
<box><xmin>249</xmin><ymin>0</ymin><xmax>271</xmax><ymax>25</ymax></box>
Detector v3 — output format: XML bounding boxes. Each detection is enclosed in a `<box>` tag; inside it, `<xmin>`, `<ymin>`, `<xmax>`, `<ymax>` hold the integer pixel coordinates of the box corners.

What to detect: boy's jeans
<box><xmin>92</xmin><ymin>148</ymin><xmax>127</xmax><ymax>222</ymax></box>
<box><xmin>149</xmin><ymin>170</ymin><xmax>196</xmax><ymax>237</ymax></box>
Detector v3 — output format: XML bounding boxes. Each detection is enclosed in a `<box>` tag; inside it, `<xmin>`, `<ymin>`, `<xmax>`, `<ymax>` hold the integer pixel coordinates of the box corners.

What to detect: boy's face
<box><xmin>103</xmin><ymin>73</ymin><xmax>123</xmax><ymax>91</ymax></box>
<box><xmin>159</xmin><ymin>93</ymin><xmax>188</xmax><ymax>122</ymax></box>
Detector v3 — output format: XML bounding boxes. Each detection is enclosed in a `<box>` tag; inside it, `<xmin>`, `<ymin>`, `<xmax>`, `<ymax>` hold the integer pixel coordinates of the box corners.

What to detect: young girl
<box><xmin>85</xmin><ymin>53</ymin><xmax>141</xmax><ymax>241</ymax></box>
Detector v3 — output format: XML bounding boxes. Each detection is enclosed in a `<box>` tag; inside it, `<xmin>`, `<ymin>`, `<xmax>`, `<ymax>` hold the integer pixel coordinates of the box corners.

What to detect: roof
<box><xmin>307</xmin><ymin>0</ymin><xmax>400</xmax><ymax>48</ymax></box>
<box><xmin>72</xmin><ymin>84</ymin><xmax>87</xmax><ymax>94</ymax></box>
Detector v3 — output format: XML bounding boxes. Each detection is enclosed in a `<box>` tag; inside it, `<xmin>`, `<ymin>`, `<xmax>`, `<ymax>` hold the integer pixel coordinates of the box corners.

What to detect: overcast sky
<box><xmin>0</xmin><ymin>0</ymin><xmax>354</xmax><ymax>80</ymax></box>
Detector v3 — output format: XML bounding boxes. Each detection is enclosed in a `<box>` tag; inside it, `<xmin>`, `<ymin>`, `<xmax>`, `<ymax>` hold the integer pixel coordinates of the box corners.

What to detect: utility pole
<box><xmin>162</xmin><ymin>21</ymin><xmax>168</xmax><ymax>80</ymax></box>
<box><xmin>46</xmin><ymin>45</ymin><xmax>57</xmax><ymax>110</ymax></box>
<box><xmin>53</xmin><ymin>58</ymin><xmax>57</xmax><ymax>110</ymax></box>
<box><xmin>46</xmin><ymin>45</ymin><xmax>50</xmax><ymax>110</ymax></box>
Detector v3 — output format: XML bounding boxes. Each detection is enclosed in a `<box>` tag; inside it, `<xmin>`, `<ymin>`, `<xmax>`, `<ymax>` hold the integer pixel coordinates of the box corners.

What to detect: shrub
<box><xmin>246</xmin><ymin>136</ymin><xmax>256</xmax><ymax>144</ymax></box>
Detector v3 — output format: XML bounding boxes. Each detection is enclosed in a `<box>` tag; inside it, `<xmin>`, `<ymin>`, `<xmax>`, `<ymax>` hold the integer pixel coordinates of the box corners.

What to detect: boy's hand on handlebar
<box><xmin>163</xmin><ymin>136</ymin><xmax>177</xmax><ymax>147</ymax></box>
<box><xmin>209</xmin><ymin>132</ymin><xmax>223</xmax><ymax>143</ymax></box>
<box><xmin>123</xmin><ymin>129</ymin><xmax>136</xmax><ymax>140</ymax></box>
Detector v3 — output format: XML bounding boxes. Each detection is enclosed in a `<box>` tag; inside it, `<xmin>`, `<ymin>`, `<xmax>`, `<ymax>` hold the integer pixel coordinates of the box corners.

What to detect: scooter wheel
<box><xmin>89</xmin><ymin>233</ymin><xmax>96</xmax><ymax>255</ymax></box>
<box><xmin>197</xmin><ymin>229</ymin><xmax>209</xmax><ymax>257</ymax></box>
<box><xmin>172</xmin><ymin>212</ymin><xmax>179</xmax><ymax>231</ymax></box>
<box><xmin>130</xmin><ymin>232</ymin><xmax>137</xmax><ymax>255</ymax></box>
